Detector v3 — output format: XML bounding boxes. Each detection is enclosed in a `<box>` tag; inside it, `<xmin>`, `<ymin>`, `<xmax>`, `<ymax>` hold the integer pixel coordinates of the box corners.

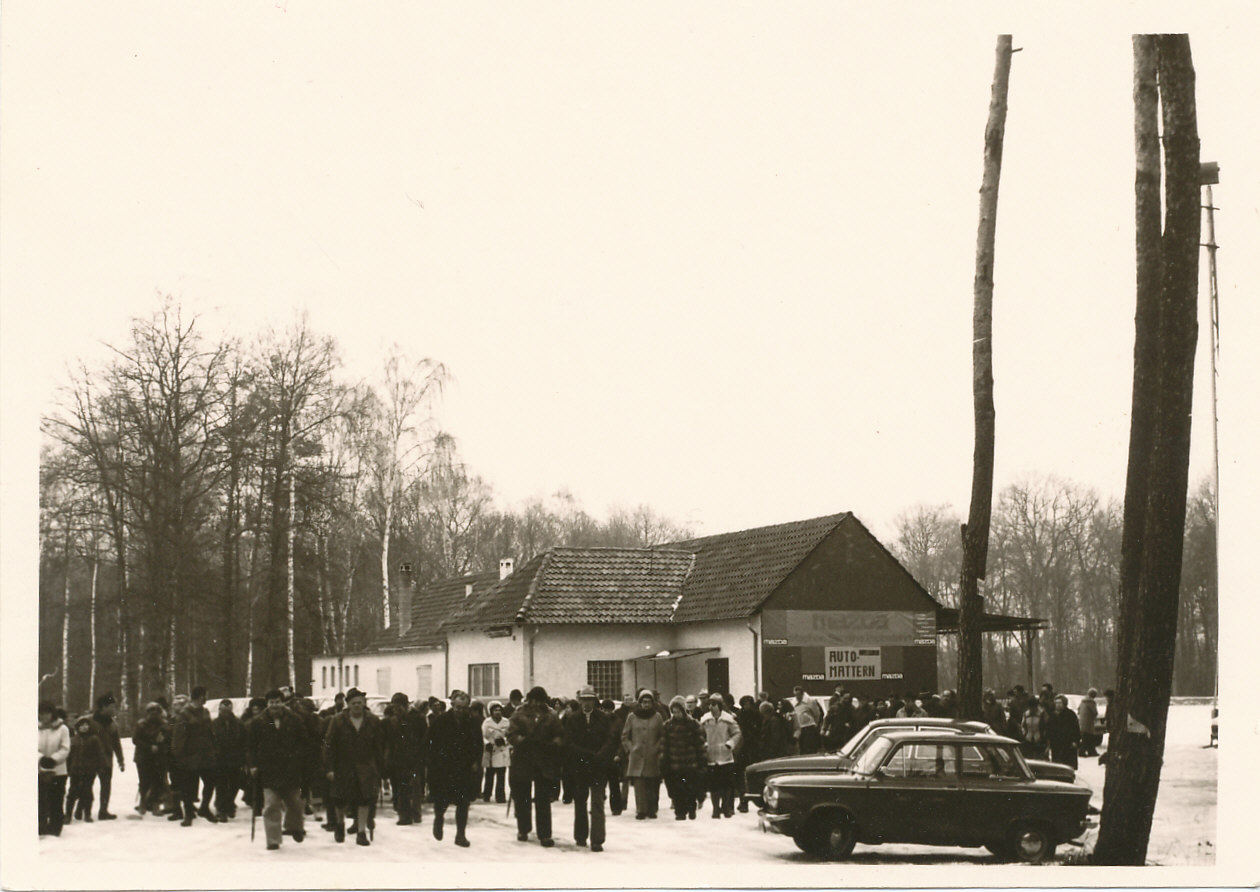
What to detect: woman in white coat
<box><xmin>38</xmin><ymin>701</ymin><xmax>71</xmax><ymax>837</ymax></box>
<box><xmin>481</xmin><ymin>701</ymin><xmax>511</xmax><ymax>803</ymax></box>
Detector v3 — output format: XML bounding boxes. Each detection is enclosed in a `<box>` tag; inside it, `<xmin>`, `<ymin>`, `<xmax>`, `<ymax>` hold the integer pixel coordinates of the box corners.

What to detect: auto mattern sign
<box><xmin>825</xmin><ymin>646</ymin><xmax>881</xmax><ymax>680</ymax></box>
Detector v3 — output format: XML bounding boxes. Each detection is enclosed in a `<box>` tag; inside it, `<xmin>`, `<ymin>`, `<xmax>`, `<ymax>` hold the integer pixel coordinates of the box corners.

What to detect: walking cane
<box><xmin>250</xmin><ymin>773</ymin><xmax>260</xmax><ymax>843</ymax></box>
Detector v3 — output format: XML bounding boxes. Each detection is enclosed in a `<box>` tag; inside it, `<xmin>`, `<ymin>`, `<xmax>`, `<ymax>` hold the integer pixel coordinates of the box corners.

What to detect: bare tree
<box><xmin>1094</xmin><ymin>33</ymin><xmax>1200</xmax><ymax>866</ymax></box>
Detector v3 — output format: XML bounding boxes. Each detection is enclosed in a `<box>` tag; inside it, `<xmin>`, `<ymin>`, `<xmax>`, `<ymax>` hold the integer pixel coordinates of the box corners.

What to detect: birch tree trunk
<box><xmin>1094</xmin><ymin>33</ymin><xmax>1200</xmax><ymax>865</ymax></box>
<box><xmin>89</xmin><ymin>556</ymin><xmax>98</xmax><ymax>706</ymax></box>
<box><xmin>61</xmin><ymin>538</ymin><xmax>71</xmax><ymax>709</ymax></box>
<box><xmin>287</xmin><ymin>469</ymin><xmax>296</xmax><ymax>689</ymax></box>
<box><xmin>380</xmin><ymin>499</ymin><xmax>393</xmax><ymax>629</ymax></box>
<box><xmin>958</xmin><ymin>34</ymin><xmax>1013</xmax><ymax>719</ymax></box>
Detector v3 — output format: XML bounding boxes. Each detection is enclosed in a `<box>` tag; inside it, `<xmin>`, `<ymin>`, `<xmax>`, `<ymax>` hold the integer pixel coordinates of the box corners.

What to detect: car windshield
<box><xmin>837</xmin><ymin>727</ymin><xmax>872</xmax><ymax>758</ymax></box>
<box><xmin>851</xmin><ymin>735</ymin><xmax>895</xmax><ymax>775</ymax></box>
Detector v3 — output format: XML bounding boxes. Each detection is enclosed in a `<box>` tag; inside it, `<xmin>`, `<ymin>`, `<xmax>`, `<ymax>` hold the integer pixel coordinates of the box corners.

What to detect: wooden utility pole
<box><xmin>958</xmin><ymin>35</ymin><xmax>1014</xmax><ymax>720</ymax></box>
<box><xmin>1094</xmin><ymin>34</ymin><xmax>1200</xmax><ymax>865</ymax></box>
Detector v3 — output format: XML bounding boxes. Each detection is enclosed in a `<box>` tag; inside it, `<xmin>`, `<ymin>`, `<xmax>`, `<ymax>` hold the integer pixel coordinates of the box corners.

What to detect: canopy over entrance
<box><xmin>626</xmin><ymin>647</ymin><xmax>720</xmax><ymax>662</ymax></box>
<box><xmin>935</xmin><ymin>608</ymin><xmax>1047</xmax><ymax>634</ymax></box>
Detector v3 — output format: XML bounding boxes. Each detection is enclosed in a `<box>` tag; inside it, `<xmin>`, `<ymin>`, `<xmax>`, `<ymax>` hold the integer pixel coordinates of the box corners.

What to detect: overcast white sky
<box><xmin>3</xmin><ymin>3</ymin><xmax>1257</xmax><ymax>546</ymax></box>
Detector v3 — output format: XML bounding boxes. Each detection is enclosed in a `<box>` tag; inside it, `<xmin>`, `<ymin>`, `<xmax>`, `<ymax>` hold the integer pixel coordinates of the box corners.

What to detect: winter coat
<box><xmin>92</xmin><ymin>709</ymin><xmax>125</xmax><ymax>768</ymax></box>
<box><xmin>482</xmin><ymin>715</ymin><xmax>511</xmax><ymax>769</ymax></box>
<box><xmin>212</xmin><ymin>712</ymin><xmax>247</xmax><ymax>770</ymax></box>
<box><xmin>426</xmin><ymin>708</ymin><xmax>483</xmax><ymax>800</ymax></box>
<box><xmin>821</xmin><ymin>707</ymin><xmax>851</xmax><ymax>751</ymax></box>
<box><xmin>506</xmin><ymin>702</ymin><xmax>564</xmax><ymax>781</ymax></box>
<box><xmin>658</xmin><ymin>715</ymin><xmax>705</xmax><ymax>777</ymax></box>
<box><xmin>758</xmin><ymin>712</ymin><xmax>793</xmax><ymax>760</ymax></box>
<box><xmin>562</xmin><ymin>706</ymin><xmax>616</xmax><ymax>783</ymax></box>
<box><xmin>1077</xmin><ymin>696</ymin><xmax>1100</xmax><ymax>735</ymax></box>
<box><xmin>133</xmin><ymin>715</ymin><xmax>169</xmax><ymax>768</ymax></box>
<box><xmin>982</xmin><ymin>701</ymin><xmax>1008</xmax><ymax>734</ymax></box>
<box><xmin>171</xmin><ymin>704</ymin><xmax>216</xmax><ymax>773</ymax></box>
<box><xmin>699</xmin><ymin>710</ymin><xmax>742</xmax><ymax>766</ymax></box>
<box><xmin>1021</xmin><ymin>705</ymin><xmax>1048</xmax><ymax>754</ymax></box>
<box><xmin>384</xmin><ymin>709</ymin><xmax>427</xmax><ymax>774</ymax></box>
<box><xmin>68</xmin><ymin>721</ymin><xmax>108</xmax><ymax>777</ymax></box>
<box><xmin>791</xmin><ymin>696</ymin><xmax>823</xmax><ymax>736</ymax></box>
<box><xmin>323</xmin><ymin>711</ymin><xmax>384</xmax><ymax>802</ymax></box>
<box><xmin>733</xmin><ymin>705</ymin><xmax>763</xmax><ymax>767</ymax></box>
<box><xmin>620</xmin><ymin>705</ymin><xmax>664</xmax><ymax>778</ymax></box>
<box><xmin>1046</xmin><ymin>707</ymin><xmax>1081</xmax><ymax>768</ymax></box>
<box><xmin>38</xmin><ymin>718</ymin><xmax>71</xmax><ymax>777</ymax></box>
<box><xmin>248</xmin><ymin>706</ymin><xmax>308</xmax><ymax>792</ymax></box>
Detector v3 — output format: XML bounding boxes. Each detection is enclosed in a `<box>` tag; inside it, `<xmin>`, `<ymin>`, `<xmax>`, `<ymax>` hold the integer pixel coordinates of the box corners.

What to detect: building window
<box><xmin>354</xmin><ymin>665</ymin><xmax>359</xmax><ymax>687</ymax></box>
<box><xmin>322</xmin><ymin>667</ymin><xmax>328</xmax><ymax>689</ymax></box>
<box><xmin>587</xmin><ymin>660</ymin><xmax>623</xmax><ymax>700</ymax></box>
<box><xmin>469</xmin><ymin>663</ymin><xmax>500</xmax><ymax>698</ymax></box>
<box><xmin>376</xmin><ymin>667</ymin><xmax>392</xmax><ymax>694</ymax></box>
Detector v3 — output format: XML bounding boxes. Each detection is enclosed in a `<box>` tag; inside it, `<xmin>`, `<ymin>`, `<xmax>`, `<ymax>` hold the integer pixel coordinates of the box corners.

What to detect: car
<box><xmin>313</xmin><ymin>693</ymin><xmax>391</xmax><ymax>717</ymax></box>
<box><xmin>744</xmin><ymin>718</ymin><xmax>1074</xmax><ymax>806</ymax></box>
<box><xmin>758</xmin><ymin>730</ymin><xmax>1092</xmax><ymax>863</ymax></box>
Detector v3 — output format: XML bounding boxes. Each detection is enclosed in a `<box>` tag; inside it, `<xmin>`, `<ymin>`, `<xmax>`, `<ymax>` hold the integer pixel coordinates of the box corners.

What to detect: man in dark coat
<box><xmin>563</xmin><ymin>686</ymin><xmax>616</xmax><ymax>852</ymax></box>
<box><xmin>323</xmin><ymin>688</ymin><xmax>384</xmax><ymax>846</ymax></box>
<box><xmin>65</xmin><ymin>714</ymin><xmax>108</xmax><ymax>822</ymax></box>
<box><xmin>425</xmin><ymin>689</ymin><xmax>481</xmax><ymax>847</ymax></box>
<box><xmin>248</xmin><ymin>689</ymin><xmax>308</xmax><ymax>850</ymax></box>
<box><xmin>171</xmin><ymin>686</ymin><xmax>217</xmax><ymax>825</ymax></box>
<box><xmin>1046</xmin><ymin>694</ymin><xmax>1081</xmax><ymax>768</ymax></box>
<box><xmin>89</xmin><ymin>693</ymin><xmax>126</xmax><ymax>820</ymax></box>
<box><xmin>383</xmin><ymin>692</ymin><xmax>424</xmax><ymax>825</ymax></box>
<box><xmin>602</xmin><ymin>699</ymin><xmax>627</xmax><ymax>815</ymax></box>
<box><xmin>506</xmin><ymin>685</ymin><xmax>564</xmax><ymax>847</ymax></box>
<box><xmin>733</xmin><ymin>695</ymin><xmax>762</xmax><ymax>812</ymax></box>
<box><xmin>132</xmin><ymin>702</ymin><xmax>169</xmax><ymax>815</ymax></box>
<box><xmin>212</xmin><ymin>699</ymin><xmax>246</xmax><ymax>821</ymax></box>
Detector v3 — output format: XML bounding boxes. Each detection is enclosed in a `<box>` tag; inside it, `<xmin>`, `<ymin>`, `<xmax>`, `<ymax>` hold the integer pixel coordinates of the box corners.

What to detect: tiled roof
<box><xmin>441</xmin><ymin>513</ymin><xmax>852</xmax><ymax>631</ymax></box>
<box><xmin>662</xmin><ymin>513</ymin><xmax>849</xmax><ymax>622</ymax></box>
<box><xmin>365</xmin><ymin>570</ymin><xmax>498</xmax><ymax>652</ymax></box>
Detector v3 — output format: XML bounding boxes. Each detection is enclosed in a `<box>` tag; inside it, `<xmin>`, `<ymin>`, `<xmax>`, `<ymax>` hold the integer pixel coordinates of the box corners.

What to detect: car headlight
<box><xmin>763</xmin><ymin>783</ymin><xmax>779</xmax><ymax>810</ymax></box>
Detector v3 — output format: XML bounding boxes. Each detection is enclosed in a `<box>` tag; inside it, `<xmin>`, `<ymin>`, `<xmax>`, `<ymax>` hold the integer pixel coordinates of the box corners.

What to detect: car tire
<box><xmin>803</xmin><ymin>813</ymin><xmax>857</xmax><ymax>860</ymax></box>
<box><xmin>1009</xmin><ymin>823</ymin><xmax>1055</xmax><ymax>864</ymax></box>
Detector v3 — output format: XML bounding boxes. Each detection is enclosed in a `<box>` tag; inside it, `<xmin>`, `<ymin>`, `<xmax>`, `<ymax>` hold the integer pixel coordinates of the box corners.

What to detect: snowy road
<box><xmin>22</xmin><ymin>702</ymin><xmax>1216</xmax><ymax>885</ymax></box>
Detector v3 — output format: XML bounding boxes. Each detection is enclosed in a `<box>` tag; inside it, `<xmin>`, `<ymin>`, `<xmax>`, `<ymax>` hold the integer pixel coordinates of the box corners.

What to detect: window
<box><xmin>322</xmin><ymin>667</ymin><xmax>328</xmax><ymax>689</ymax></box>
<box><xmin>883</xmin><ymin>743</ymin><xmax>956</xmax><ymax>778</ymax></box>
<box><xmin>587</xmin><ymin>660</ymin><xmax>623</xmax><ymax>700</ymax></box>
<box><xmin>377</xmin><ymin>667</ymin><xmax>392</xmax><ymax>694</ymax></box>
<box><xmin>354</xmin><ymin>665</ymin><xmax>359</xmax><ymax>687</ymax></box>
<box><xmin>416</xmin><ymin>665</ymin><xmax>433</xmax><ymax>699</ymax></box>
<box><xmin>469</xmin><ymin>663</ymin><xmax>500</xmax><ymax>698</ymax></box>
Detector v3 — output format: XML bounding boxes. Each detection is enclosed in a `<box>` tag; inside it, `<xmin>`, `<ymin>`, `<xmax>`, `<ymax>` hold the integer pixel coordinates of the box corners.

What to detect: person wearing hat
<box><xmin>171</xmin><ymin>686</ymin><xmax>218</xmax><ymax>825</ymax></box>
<box><xmin>506</xmin><ymin>685</ymin><xmax>564</xmax><ymax>847</ymax></box>
<box><xmin>212</xmin><ymin>699</ymin><xmax>246</xmax><ymax>821</ymax></box>
<box><xmin>65</xmin><ymin>714</ymin><xmax>107</xmax><ymax>823</ymax></box>
<box><xmin>89</xmin><ymin>693</ymin><xmax>125</xmax><ymax>820</ymax></box>
<box><xmin>1077</xmin><ymin>688</ymin><xmax>1101</xmax><ymax>757</ymax></box>
<box><xmin>562</xmin><ymin>685</ymin><xmax>615</xmax><ymax>851</ymax></box>
<box><xmin>133</xmin><ymin>702</ymin><xmax>170</xmax><ymax>815</ymax></box>
<box><xmin>620</xmin><ymin>689</ymin><xmax>664</xmax><ymax>820</ymax></box>
<box><xmin>324</xmin><ymin>688</ymin><xmax>384</xmax><ymax>846</ymax></box>
<box><xmin>426</xmin><ymin>689</ymin><xmax>482</xmax><ymax>847</ymax></box>
<box><xmin>383</xmin><ymin>692</ymin><xmax>423</xmax><ymax>825</ymax></box>
<box><xmin>38</xmin><ymin>700</ymin><xmax>71</xmax><ymax>837</ymax></box>
<box><xmin>481</xmin><ymin>700</ymin><xmax>511</xmax><ymax>803</ymax></box>
<box><xmin>660</xmin><ymin>695</ymin><xmax>706</xmax><ymax>820</ymax></box>
<box><xmin>700</xmin><ymin>693</ymin><xmax>742</xmax><ymax>818</ymax></box>
<box><xmin>249</xmin><ymin>689</ymin><xmax>309</xmax><ymax>849</ymax></box>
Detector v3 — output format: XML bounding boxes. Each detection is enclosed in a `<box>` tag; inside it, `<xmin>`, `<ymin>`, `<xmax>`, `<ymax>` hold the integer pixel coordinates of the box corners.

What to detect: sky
<box><xmin>4</xmin><ymin>4</ymin><xmax>1257</xmax><ymax>545</ymax></box>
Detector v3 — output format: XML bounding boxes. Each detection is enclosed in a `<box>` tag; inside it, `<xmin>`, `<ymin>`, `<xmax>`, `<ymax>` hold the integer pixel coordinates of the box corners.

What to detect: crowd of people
<box><xmin>37</xmin><ymin>679</ymin><xmax>1112</xmax><ymax>848</ymax></box>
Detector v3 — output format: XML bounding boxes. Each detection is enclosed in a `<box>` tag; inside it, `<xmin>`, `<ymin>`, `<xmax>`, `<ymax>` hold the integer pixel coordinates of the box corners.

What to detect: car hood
<box><xmin>1026</xmin><ymin>758</ymin><xmax>1075</xmax><ymax>783</ymax></box>
<box><xmin>747</xmin><ymin>754</ymin><xmax>839</xmax><ymax>775</ymax></box>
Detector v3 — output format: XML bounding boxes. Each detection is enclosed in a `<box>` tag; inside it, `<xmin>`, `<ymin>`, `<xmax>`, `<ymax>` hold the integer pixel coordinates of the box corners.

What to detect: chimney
<box><xmin>499</xmin><ymin>558</ymin><xmax>515</xmax><ymax>581</ymax></box>
<box><xmin>398</xmin><ymin>562</ymin><xmax>414</xmax><ymax>636</ymax></box>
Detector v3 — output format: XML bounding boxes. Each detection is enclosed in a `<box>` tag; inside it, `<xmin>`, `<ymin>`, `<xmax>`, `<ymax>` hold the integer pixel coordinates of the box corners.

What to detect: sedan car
<box><xmin>758</xmin><ymin>730</ymin><xmax>1092</xmax><ymax>863</ymax></box>
<box><xmin>745</xmin><ymin>718</ymin><xmax>1074</xmax><ymax>806</ymax></box>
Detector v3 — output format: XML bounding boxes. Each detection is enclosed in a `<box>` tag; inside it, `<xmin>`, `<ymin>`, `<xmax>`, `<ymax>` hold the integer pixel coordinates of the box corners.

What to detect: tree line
<box><xmin>39</xmin><ymin>297</ymin><xmax>691</xmax><ymax>724</ymax></box>
<box><xmin>889</xmin><ymin>473</ymin><xmax>1216</xmax><ymax>697</ymax></box>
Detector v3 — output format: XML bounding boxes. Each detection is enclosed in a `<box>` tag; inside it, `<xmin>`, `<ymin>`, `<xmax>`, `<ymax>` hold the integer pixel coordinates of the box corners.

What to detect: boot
<box><xmin>334</xmin><ymin>821</ymin><xmax>346</xmax><ymax>843</ymax></box>
<box><xmin>432</xmin><ymin>812</ymin><xmax>444</xmax><ymax>841</ymax></box>
<box><xmin>454</xmin><ymin>833</ymin><xmax>470</xmax><ymax>847</ymax></box>
<box><xmin>181</xmin><ymin>814</ymin><xmax>194</xmax><ymax>827</ymax></box>
<box><xmin>356</xmin><ymin>830</ymin><xmax>370</xmax><ymax>846</ymax></box>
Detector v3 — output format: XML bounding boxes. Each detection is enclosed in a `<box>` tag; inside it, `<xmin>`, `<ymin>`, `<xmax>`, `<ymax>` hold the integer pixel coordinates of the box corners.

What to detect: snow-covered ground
<box><xmin>14</xmin><ymin>701</ymin><xmax>1220</xmax><ymax>888</ymax></box>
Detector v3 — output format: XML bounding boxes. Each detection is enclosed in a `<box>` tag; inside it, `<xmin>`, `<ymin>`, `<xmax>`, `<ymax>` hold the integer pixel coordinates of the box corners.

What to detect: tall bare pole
<box><xmin>958</xmin><ymin>35</ymin><xmax>1015</xmax><ymax>720</ymax></box>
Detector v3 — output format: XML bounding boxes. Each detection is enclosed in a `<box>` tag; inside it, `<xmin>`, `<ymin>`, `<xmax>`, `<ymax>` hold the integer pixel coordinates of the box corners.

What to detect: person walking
<box><xmin>88</xmin><ymin>693</ymin><xmax>126</xmax><ymax>820</ymax></box>
<box><xmin>425</xmin><ymin>690</ymin><xmax>482</xmax><ymax>847</ymax></box>
<box><xmin>1046</xmin><ymin>694</ymin><xmax>1081</xmax><ymax>768</ymax></box>
<box><xmin>132</xmin><ymin>702</ymin><xmax>169</xmax><ymax>815</ymax></box>
<box><xmin>64</xmin><ymin>715</ymin><xmax>107</xmax><ymax>823</ymax></box>
<box><xmin>383</xmin><ymin>692</ymin><xmax>419</xmax><ymax>825</ymax></box>
<box><xmin>605</xmin><ymin>698</ymin><xmax>630</xmax><ymax>815</ymax></box>
<box><xmin>1077</xmin><ymin>688</ymin><xmax>1101</xmax><ymax>757</ymax></box>
<box><xmin>562</xmin><ymin>686</ymin><xmax>616</xmax><ymax>851</ymax></box>
<box><xmin>981</xmin><ymin>690</ymin><xmax>1007</xmax><ymax>735</ymax></box>
<box><xmin>789</xmin><ymin>686</ymin><xmax>823</xmax><ymax>755</ymax></box>
<box><xmin>660</xmin><ymin>696</ymin><xmax>706</xmax><ymax>821</ymax></box>
<box><xmin>620</xmin><ymin>689</ymin><xmax>664</xmax><ymax>820</ymax></box>
<box><xmin>324</xmin><ymin>688</ymin><xmax>384</xmax><ymax>847</ymax></box>
<box><xmin>171</xmin><ymin>687</ymin><xmax>217</xmax><ymax>825</ymax></box>
<box><xmin>211</xmin><ymin>699</ymin><xmax>246</xmax><ymax>821</ymax></box>
<box><xmin>1020</xmin><ymin>697</ymin><xmax>1049</xmax><ymax>760</ymax></box>
<box><xmin>733</xmin><ymin>695</ymin><xmax>762</xmax><ymax>812</ymax></box>
<box><xmin>481</xmin><ymin>701</ymin><xmax>511</xmax><ymax>803</ymax></box>
<box><xmin>757</xmin><ymin>700</ymin><xmax>793</xmax><ymax>760</ymax></box>
<box><xmin>38</xmin><ymin>701</ymin><xmax>72</xmax><ymax>837</ymax></box>
<box><xmin>506</xmin><ymin>685</ymin><xmax>564</xmax><ymax>847</ymax></box>
<box><xmin>248</xmin><ymin>689</ymin><xmax>308</xmax><ymax>850</ymax></box>
<box><xmin>699</xmin><ymin>693</ymin><xmax>742</xmax><ymax>818</ymax></box>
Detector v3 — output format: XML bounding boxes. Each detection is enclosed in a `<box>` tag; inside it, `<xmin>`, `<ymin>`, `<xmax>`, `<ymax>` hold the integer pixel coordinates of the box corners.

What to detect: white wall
<box><xmin>446</xmin><ymin>630</ymin><xmax>526</xmax><ymax>700</ymax></box>
<box><xmin>310</xmin><ymin>649</ymin><xmax>444</xmax><ymax>700</ymax></box>
<box><xmin>674</xmin><ymin>616</ymin><xmax>760</xmax><ymax>698</ymax></box>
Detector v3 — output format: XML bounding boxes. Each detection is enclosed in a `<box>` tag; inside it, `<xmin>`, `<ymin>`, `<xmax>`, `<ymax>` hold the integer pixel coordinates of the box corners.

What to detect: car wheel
<box><xmin>1009</xmin><ymin>823</ymin><xmax>1056</xmax><ymax>864</ymax></box>
<box><xmin>803</xmin><ymin>813</ymin><xmax>857</xmax><ymax>860</ymax></box>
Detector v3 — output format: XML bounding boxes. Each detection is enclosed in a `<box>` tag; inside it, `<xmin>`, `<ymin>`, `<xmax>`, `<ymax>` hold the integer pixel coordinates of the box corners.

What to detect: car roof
<box><xmin>877</xmin><ymin>730</ymin><xmax>1015</xmax><ymax>745</ymax></box>
<box><xmin>869</xmin><ymin>717</ymin><xmax>990</xmax><ymax>730</ymax></box>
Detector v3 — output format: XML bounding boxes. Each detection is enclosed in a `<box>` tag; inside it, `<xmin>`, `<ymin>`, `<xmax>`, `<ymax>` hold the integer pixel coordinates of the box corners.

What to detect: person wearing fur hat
<box><xmin>133</xmin><ymin>702</ymin><xmax>169</xmax><ymax>815</ymax></box>
<box><xmin>700</xmin><ymin>693</ymin><xmax>742</xmax><ymax>818</ymax></box>
<box><xmin>562</xmin><ymin>686</ymin><xmax>616</xmax><ymax>851</ymax></box>
<box><xmin>249</xmin><ymin>689</ymin><xmax>309</xmax><ymax>849</ymax></box>
<box><xmin>425</xmin><ymin>689</ymin><xmax>482</xmax><ymax>847</ymax></box>
<box><xmin>324</xmin><ymin>688</ymin><xmax>384</xmax><ymax>846</ymax></box>
<box><xmin>65</xmin><ymin>714</ymin><xmax>107</xmax><ymax>823</ymax></box>
<box><xmin>89</xmin><ymin>693</ymin><xmax>125</xmax><ymax>820</ymax></box>
<box><xmin>660</xmin><ymin>695</ymin><xmax>706</xmax><ymax>820</ymax></box>
<box><xmin>481</xmin><ymin>700</ymin><xmax>511</xmax><ymax>803</ymax></box>
<box><xmin>506</xmin><ymin>685</ymin><xmax>564</xmax><ymax>846</ymax></box>
<box><xmin>38</xmin><ymin>701</ymin><xmax>71</xmax><ymax>837</ymax></box>
<box><xmin>620</xmin><ymin>689</ymin><xmax>664</xmax><ymax>819</ymax></box>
